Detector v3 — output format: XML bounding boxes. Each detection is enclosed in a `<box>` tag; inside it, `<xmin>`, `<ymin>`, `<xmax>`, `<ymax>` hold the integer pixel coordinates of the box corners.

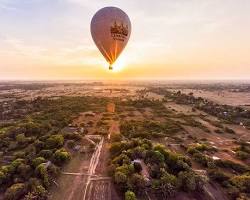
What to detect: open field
<box><xmin>169</xmin><ymin>89</ymin><xmax>250</xmax><ymax>107</ymax></box>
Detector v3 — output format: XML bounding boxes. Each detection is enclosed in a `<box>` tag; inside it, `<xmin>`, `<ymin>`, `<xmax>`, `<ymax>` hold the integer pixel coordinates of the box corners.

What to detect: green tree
<box><xmin>16</xmin><ymin>133</ymin><xmax>26</xmax><ymax>144</ymax></box>
<box><xmin>0</xmin><ymin>170</ymin><xmax>7</xmax><ymax>185</ymax></box>
<box><xmin>177</xmin><ymin>171</ymin><xmax>206</xmax><ymax>192</ymax></box>
<box><xmin>230</xmin><ymin>175</ymin><xmax>250</xmax><ymax>193</ymax></box>
<box><xmin>125</xmin><ymin>190</ymin><xmax>136</xmax><ymax>200</ymax></box>
<box><xmin>111</xmin><ymin>133</ymin><xmax>122</xmax><ymax>142</ymax></box>
<box><xmin>160</xmin><ymin>172</ymin><xmax>177</xmax><ymax>198</ymax></box>
<box><xmin>35</xmin><ymin>164</ymin><xmax>49</xmax><ymax>188</ymax></box>
<box><xmin>24</xmin><ymin>185</ymin><xmax>48</xmax><ymax>200</ymax></box>
<box><xmin>129</xmin><ymin>173</ymin><xmax>146</xmax><ymax>191</ymax></box>
<box><xmin>39</xmin><ymin>150</ymin><xmax>53</xmax><ymax>159</ymax></box>
<box><xmin>32</xmin><ymin>157</ymin><xmax>46</xmax><ymax>168</ymax></box>
<box><xmin>17</xmin><ymin>163</ymin><xmax>32</xmax><ymax>179</ymax></box>
<box><xmin>4</xmin><ymin>183</ymin><xmax>27</xmax><ymax>200</ymax></box>
<box><xmin>53</xmin><ymin>149</ymin><xmax>70</xmax><ymax>166</ymax></box>
<box><xmin>46</xmin><ymin>134</ymin><xmax>64</xmax><ymax>149</ymax></box>
<box><xmin>114</xmin><ymin>171</ymin><xmax>127</xmax><ymax>184</ymax></box>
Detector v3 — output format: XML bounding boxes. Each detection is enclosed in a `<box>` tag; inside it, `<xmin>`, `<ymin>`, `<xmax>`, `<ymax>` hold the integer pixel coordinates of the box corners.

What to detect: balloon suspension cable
<box><xmin>109</xmin><ymin>65</ymin><xmax>113</xmax><ymax>70</ymax></box>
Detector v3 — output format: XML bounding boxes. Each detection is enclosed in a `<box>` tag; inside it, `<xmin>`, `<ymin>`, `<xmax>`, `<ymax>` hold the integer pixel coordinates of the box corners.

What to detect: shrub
<box><xmin>53</xmin><ymin>149</ymin><xmax>70</xmax><ymax>166</ymax></box>
<box><xmin>214</xmin><ymin>129</ymin><xmax>223</xmax><ymax>134</ymax></box>
<box><xmin>114</xmin><ymin>171</ymin><xmax>127</xmax><ymax>184</ymax></box>
<box><xmin>39</xmin><ymin>150</ymin><xmax>53</xmax><ymax>159</ymax></box>
<box><xmin>46</xmin><ymin>134</ymin><xmax>64</xmax><ymax>149</ymax></box>
<box><xmin>224</xmin><ymin>127</ymin><xmax>235</xmax><ymax>134</ymax></box>
<box><xmin>67</xmin><ymin>140</ymin><xmax>75</xmax><ymax>149</ymax></box>
<box><xmin>160</xmin><ymin>172</ymin><xmax>177</xmax><ymax>197</ymax></box>
<box><xmin>4</xmin><ymin>183</ymin><xmax>27</xmax><ymax>200</ymax></box>
<box><xmin>177</xmin><ymin>171</ymin><xmax>206</xmax><ymax>192</ymax></box>
<box><xmin>110</xmin><ymin>133</ymin><xmax>122</xmax><ymax>142</ymax></box>
<box><xmin>208</xmin><ymin>169</ymin><xmax>231</xmax><ymax>184</ymax></box>
<box><xmin>0</xmin><ymin>170</ymin><xmax>7</xmax><ymax>185</ymax></box>
<box><xmin>215</xmin><ymin>160</ymin><xmax>249</xmax><ymax>173</ymax></box>
<box><xmin>125</xmin><ymin>190</ymin><xmax>136</xmax><ymax>200</ymax></box>
<box><xmin>128</xmin><ymin>173</ymin><xmax>146</xmax><ymax>191</ymax></box>
<box><xmin>32</xmin><ymin>157</ymin><xmax>46</xmax><ymax>168</ymax></box>
<box><xmin>230</xmin><ymin>175</ymin><xmax>250</xmax><ymax>193</ymax></box>
<box><xmin>236</xmin><ymin>151</ymin><xmax>249</xmax><ymax>160</ymax></box>
<box><xmin>35</xmin><ymin>164</ymin><xmax>49</xmax><ymax>188</ymax></box>
<box><xmin>16</xmin><ymin>133</ymin><xmax>26</xmax><ymax>144</ymax></box>
<box><xmin>145</xmin><ymin>150</ymin><xmax>165</xmax><ymax>164</ymax></box>
<box><xmin>17</xmin><ymin>164</ymin><xmax>32</xmax><ymax>180</ymax></box>
<box><xmin>24</xmin><ymin>185</ymin><xmax>48</xmax><ymax>200</ymax></box>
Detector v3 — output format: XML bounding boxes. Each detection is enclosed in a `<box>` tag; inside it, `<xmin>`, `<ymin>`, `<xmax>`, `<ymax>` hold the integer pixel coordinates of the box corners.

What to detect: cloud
<box><xmin>1</xmin><ymin>36</ymin><xmax>101</xmax><ymax>66</ymax></box>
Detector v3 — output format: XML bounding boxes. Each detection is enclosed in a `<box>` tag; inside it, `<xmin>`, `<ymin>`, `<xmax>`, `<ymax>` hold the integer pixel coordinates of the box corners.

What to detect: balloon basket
<box><xmin>109</xmin><ymin>65</ymin><xmax>113</xmax><ymax>70</ymax></box>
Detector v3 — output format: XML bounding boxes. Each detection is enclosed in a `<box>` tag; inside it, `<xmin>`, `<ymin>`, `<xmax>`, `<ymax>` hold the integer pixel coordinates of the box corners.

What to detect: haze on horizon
<box><xmin>0</xmin><ymin>0</ymin><xmax>250</xmax><ymax>80</ymax></box>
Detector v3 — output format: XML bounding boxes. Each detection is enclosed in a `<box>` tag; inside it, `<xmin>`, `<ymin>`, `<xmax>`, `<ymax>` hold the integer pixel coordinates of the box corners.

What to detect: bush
<box><xmin>230</xmin><ymin>175</ymin><xmax>250</xmax><ymax>193</ymax></box>
<box><xmin>53</xmin><ymin>149</ymin><xmax>70</xmax><ymax>166</ymax></box>
<box><xmin>17</xmin><ymin>164</ymin><xmax>32</xmax><ymax>179</ymax></box>
<box><xmin>215</xmin><ymin>160</ymin><xmax>249</xmax><ymax>173</ymax></box>
<box><xmin>46</xmin><ymin>134</ymin><xmax>64</xmax><ymax>149</ymax></box>
<box><xmin>4</xmin><ymin>183</ymin><xmax>27</xmax><ymax>200</ymax></box>
<box><xmin>208</xmin><ymin>169</ymin><xmax>231</xmax><ymax>184</ymax></box>
<box><xmin>110</xmin><ymin>133</ymin><xmax>122</xmax><ymax>142</ymax></box>
<box><xmin>193</xmin><ymin>152</ymin><xmax>214</xmax><ymax>168</ymax></box>
<box><xmin>128</xmin><ymin>173</ymin><xmax>146</xmax><ymax>191</ymax></box>
<box><xmin>0</xmin><ymin>170</ymin><xmax>7</xmax><ymax>186</ymax></box>
<box><xmin>35</xmin><ymin>164</ymin><xmax>49</xmax><ymax>188</ymax></box>
<box><xmin>24</xmin><ymin>185</ymin><xmax>48</xmax><ymax>200</ymax></box>
<box><xmin>115</xmin><ymin>171</ymin><xmax>127</xmax><ymax>184</ymax></box>
<box><xmin>236</xmin><ymin>151</ymin><xmax>249</xmax><ymax>160</ymax></box>
<box><xmin>67</xmin><ymin>140</ymin><xmax>75</xmax><ymax>149</ymax></box>
<box><xmin>39</xmin><ymin>150</ymin><xmax>53</xmax><ymax>159</ymax></box>
<box><xmin>145</xmin><ymin>150</ymin><xmax>165</xmax><ymax>164</ymax></box>
<box><xmin>110</xmin><ymin>142</ymin><xmax>125</xmax><ymax>157</ymax></box>
<box><xmin>16</xmin><ymin>133</ymin><xmax>26</xmax><ymax>144</ymax></box>
<box><xmin>32</xmin><ymin>157</ymin><xmax>46</xmax><ymax>168</ymax></box>
<box><xmin>214</xmin><ymin>129</ymin><xmax>223</xmax><ymax>134</ymax></box>
<box><xmin>224</xmin><ymin>127</ymin><xmax>235</xmax><ymax>134</ymax></box>
<box><xmin>125</xmin><ymin>190</ymin><xmax>136</xmax><ymax>200</ymax></box>
<box><xmin>177</xmin><ymin>171</ymin><xmax>206</xmax><ymax>192</ymax></box>
<box><xmin>160</xmin><ymin>172</ymin><xmax>177</xmax><ymax>197</ymax></box>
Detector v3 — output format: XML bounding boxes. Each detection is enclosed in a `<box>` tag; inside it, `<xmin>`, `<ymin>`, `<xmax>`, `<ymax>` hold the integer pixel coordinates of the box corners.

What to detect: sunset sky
<box><xmin>0</xmin><ymin>0</ymin><xmax>250</xmax><ymax>80</ymax></box>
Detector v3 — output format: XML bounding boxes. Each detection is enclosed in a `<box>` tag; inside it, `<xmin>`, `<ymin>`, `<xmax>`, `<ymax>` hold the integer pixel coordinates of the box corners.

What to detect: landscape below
<box><xmin>0</xmin><ymin>81</ymin><xmax>249</xmax><ymax>200</ymax></box>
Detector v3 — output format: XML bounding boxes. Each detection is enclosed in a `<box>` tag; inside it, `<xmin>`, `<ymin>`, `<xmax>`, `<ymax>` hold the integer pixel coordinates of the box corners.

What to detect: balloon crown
<box><xmin>110</xmin><ymin>21</ymin><xmax>128</xmax><ymax>37</ymax></box>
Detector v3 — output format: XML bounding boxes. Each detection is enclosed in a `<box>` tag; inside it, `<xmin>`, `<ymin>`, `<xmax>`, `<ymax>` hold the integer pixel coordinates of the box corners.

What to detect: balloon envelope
<box><xmin>91</xmin><ymin>7</ymin><xmax>131</xmax><ymax>70</ymax></box>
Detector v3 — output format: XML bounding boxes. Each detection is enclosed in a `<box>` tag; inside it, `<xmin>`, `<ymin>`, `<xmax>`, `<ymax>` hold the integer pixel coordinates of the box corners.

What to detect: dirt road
<box><xmin>82</xmin><ymin>136</ymin><xmax>106</xmax><ymax>200</ymax></box>
<box><xmin>84</xmin><ymin>119</ymin><xmax>121</xmax><ymax>200</ymax></box>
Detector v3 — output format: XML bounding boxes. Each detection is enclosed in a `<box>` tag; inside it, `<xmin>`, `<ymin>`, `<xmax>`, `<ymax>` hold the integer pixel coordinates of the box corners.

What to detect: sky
<box><xmin>0</xmin><ymin>0</ymin><xmax>250</xmax><ymax>80</ymax></box>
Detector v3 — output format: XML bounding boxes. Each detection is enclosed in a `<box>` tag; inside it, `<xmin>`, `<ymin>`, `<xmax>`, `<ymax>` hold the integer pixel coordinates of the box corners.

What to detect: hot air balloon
<box><xmin>91</xmin><ymin>7</ymin><xmax>131</xmax><ymax>70</ymax></box>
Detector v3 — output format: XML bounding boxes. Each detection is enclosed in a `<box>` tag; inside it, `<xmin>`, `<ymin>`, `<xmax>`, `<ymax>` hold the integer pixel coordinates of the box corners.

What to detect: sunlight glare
<box><xmin>109</xmin><ymin>56</ymin><xmax>127</xmax><ymax>73</ymax></box>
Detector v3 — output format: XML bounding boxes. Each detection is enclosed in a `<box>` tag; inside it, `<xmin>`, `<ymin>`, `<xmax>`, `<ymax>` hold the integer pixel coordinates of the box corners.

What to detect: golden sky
<box><xmin>0</xmin><ymin>0</ymin><xmax>250</xmax><ymax>80</ymax></box>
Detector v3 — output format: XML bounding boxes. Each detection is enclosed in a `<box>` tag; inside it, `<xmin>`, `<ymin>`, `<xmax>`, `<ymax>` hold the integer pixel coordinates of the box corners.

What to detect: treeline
<box><xmin>120</xmin><ymin>120</ymin><xmax>183</xmax><ymax>139</ymax></box>
<box><xmin>150</xmin><ymin>88</ymin><xmax>250</xmax><ymax>128</ymax></box>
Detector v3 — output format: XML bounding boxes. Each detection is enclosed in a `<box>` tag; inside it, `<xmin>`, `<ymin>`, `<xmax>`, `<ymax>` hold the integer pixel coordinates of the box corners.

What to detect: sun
<box><xmin>110</xmin><ymin>56</ymin><xmax>127</xmax><ymax>73</ymax></box>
